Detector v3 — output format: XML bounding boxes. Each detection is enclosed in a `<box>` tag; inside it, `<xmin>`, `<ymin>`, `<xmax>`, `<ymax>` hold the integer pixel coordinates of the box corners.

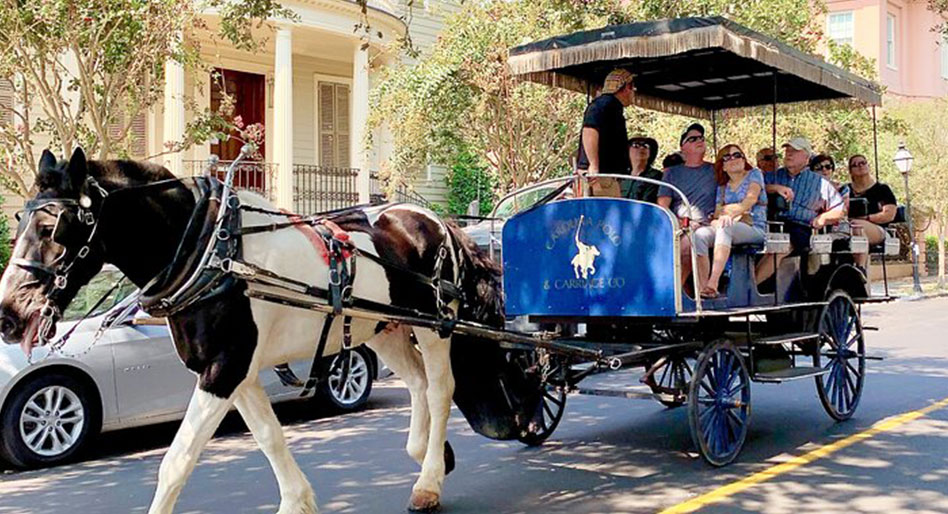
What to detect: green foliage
<box><xmin>445</xmin><ymin>151</ymin><xmax>494</xmax><ymax>216</ymax></box>
<box><xmin>0</xmin><ymin>196</ymin><xmax>9</xmax><ymax>271</ymax></box>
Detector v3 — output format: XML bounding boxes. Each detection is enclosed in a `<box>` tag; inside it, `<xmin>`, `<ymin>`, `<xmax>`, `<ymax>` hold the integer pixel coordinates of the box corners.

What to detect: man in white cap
<box><xmin>576</xmin><ymin>68</ymin><xmax>635</xmax><ymax>184</ymax></box>
<box><xmin>756</xmin><ymin>136</ymin><xmax>845</xmax><ymax>284</ymax></box>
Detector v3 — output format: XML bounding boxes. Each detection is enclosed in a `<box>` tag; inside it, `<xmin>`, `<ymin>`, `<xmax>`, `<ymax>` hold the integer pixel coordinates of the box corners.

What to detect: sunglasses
<box><xmin>760</xmin><ymin>154</ymin><xmax>777</xmax><ymax>161</ymax></box>
<box><xmin>629</xmin><ymin>141</ymin><xmax>650</xmax><ymax>149</ymax></box>
<box><xmin>850</xmin><ymin>161</ymin><xmax>868</xmax><ymax>168</ymax></box>
<box><xmin>684</xmin><ymin>135</ymin><xmax>704</xmax><ymax>144</ymax></box>
<box><xmin>721</xmin><ymin>151</ymin><xmax>744</xmax><ymax>162</ymax></box>
<box><xmin>816</xmin><ymin>163</ymin><xmax>834</xmax><ymax>171</ymax></box>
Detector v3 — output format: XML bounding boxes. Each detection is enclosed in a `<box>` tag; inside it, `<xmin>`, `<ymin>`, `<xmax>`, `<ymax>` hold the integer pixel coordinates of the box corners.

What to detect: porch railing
<box><xmin>181</xmin><ymin>160</ymin><xmax>432</xmax><ymax>215</ymax></box>
<box><xmin>183</xmin><ymin>160</ymin><xmax>276</xmax><ymax>202</ymax></box>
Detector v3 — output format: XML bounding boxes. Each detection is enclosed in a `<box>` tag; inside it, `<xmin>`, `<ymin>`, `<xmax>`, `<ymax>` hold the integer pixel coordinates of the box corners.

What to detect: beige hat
<box><xmin>782</xmin><ymin>137</ymin><xmax>814</xmax><ymax>156</ymax></box>
<box><xmin>602</xmin><ymin>69</ymin><xmax>634</xmax><ymax>94</ymax></box>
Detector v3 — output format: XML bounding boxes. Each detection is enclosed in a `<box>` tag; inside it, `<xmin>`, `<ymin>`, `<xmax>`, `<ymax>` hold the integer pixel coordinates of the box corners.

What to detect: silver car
<box><xmin>0</xmin><ymin>267</ymin><xmax>381</xmax><ymax>469</ymax></box>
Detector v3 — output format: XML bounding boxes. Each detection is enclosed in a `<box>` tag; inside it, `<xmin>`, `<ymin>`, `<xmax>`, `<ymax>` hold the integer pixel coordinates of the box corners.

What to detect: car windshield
<box><xmin>62</xmin><ymin>269</ymin><xmax>138</xmax><ymax>321</ymax></box>
<box><xmin>493</xmin><ymin>184</ymin><xmax>563</xmax><ymax>219</ymax></box>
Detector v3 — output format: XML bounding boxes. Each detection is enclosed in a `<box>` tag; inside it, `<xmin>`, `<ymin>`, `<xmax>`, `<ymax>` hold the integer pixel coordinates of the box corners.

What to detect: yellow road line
<box><xmin>661</xmin><ymin>396</ymin><xmax>948</xmax><ymax>514</ymax></box>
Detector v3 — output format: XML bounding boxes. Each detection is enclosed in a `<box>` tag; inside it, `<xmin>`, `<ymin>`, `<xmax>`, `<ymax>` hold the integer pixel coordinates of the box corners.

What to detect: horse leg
<box><xmin>148</xmin><ymin>386</ymin><xmax>236</xmax><ymax>514</ymax></box>
<box><xmin>364</xmin><ymin>324</ymin><xmax>432</xmax><ymax>467</ymax></box>
<box><xmin>406</xmin><ymin>328</ymin><xmax>454</xmax><ymax>513</ymax></box>
<box><xmin>234</xmin><ymin>379</ymin><xmax>317</xmax><ymax>514</ymax></box>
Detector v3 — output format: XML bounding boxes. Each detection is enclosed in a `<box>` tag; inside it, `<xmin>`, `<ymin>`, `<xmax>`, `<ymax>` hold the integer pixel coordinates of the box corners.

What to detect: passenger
<box><xmin>658</xmin><ymin>123</ymin><xmax>718</xmax><ymax>288</ymax></box>
<box><xmin>756</xmin><ymin>147</ymin><xmax>778</xmax><ymax>174</ymax></box>
<box><xmin>845</xmin><ymin>154</ymin><xmax>897</xmax><ymax>268</ymax></box>
<box><xmin>662</xmin><ymin>151</ymin><xmax>684</xmax><ymax>170</ymax></box>
<box><xmin>576</xmin><ymin>68</ymin><xmax>635</xmax><ymax>197</ymax></box>
<box><xmin>623</xmin><ymin>136</ymin><xmax>662</xmax><ymax>202</ymax></box>
<box><xmin>756</xmin><ymin>137</ymin><xmax>846</xmax><ymax>284</ymax></box>
<box><xmin>810</xmin><ymin>153</ymin><xmax>842</xmax><ymax>190</ymax></box>
<box><xmin>693</xmin><ymin>144</ymin><xmax>767</xmax><ymax>298</ymax></box>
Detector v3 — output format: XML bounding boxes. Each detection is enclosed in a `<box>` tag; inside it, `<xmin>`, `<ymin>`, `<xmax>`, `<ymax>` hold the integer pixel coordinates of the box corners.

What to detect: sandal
<box><xmin>700</xmin><ymin>287</ymin><xmax>719</xmax><ymax>299</ymax></box>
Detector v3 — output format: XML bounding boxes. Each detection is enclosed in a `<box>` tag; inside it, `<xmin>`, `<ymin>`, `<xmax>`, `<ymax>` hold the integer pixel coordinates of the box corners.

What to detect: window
<box><xmin>0</xmin><ymin>78</ymin><xmax>14</xmax><ymax>128</ymax></box>
<box><xmin>827</xmin><ymin>11</ymin><xmax>854</xmax><ymax>46</ymax></box>
<box><xmin>886</xmin><ymin>13</ymin><xmax>897</xmax><ymax>68</ymax></box>
<box><xmin>317</xmin><ymin>80</ymin><xmax>350</xmax><ymax>168</ymax></box>
<box><xmin>942</xmin><ymin>37</ymin><xmax>948</xmax><ymax>79</ymax></box>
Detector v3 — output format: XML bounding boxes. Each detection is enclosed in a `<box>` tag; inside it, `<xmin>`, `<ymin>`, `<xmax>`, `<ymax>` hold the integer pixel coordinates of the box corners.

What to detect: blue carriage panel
<box><xmin>502</xmin><ymin>198</ymin><xmax>679</xmax><ymax>317</ymax></box>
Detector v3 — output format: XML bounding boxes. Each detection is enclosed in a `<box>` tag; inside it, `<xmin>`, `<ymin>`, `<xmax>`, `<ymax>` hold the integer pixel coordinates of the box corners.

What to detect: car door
<box><xmin>110</xmin><ymin>308</ymin><xmax>196</xmax><ymax>423</ymax></box>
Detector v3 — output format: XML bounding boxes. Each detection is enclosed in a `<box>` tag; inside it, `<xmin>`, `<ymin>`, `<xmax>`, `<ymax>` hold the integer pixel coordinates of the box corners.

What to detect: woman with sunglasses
<box><xmin>845</xmin><ymin>154</ymin><xmax>897</xmax><ymax>267</ymax></box>
<box><xmin>693</xmin><ymin>144</ymin><xmax>767</xmax><ymax>298</ymax></box>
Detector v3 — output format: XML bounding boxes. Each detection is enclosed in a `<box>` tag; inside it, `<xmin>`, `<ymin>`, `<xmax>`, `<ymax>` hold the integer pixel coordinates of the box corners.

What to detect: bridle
<box><xmin>11</xmin><ymin>177</ymin><xmax>109</xmax><ymax>345</ymax></box>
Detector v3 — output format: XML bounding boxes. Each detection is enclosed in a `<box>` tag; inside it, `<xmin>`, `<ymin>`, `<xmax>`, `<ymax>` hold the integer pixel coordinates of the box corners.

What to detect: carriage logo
<box><xmin>570</xmin><ymin>215</ymin><xmax>600</xmax><ymax>279</ymax></box>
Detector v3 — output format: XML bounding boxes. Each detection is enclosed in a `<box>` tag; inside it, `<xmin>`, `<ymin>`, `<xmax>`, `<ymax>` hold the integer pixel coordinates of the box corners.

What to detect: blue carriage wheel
<box><xmin>688</xmin><ymin>339</ymin><xmax>751</xmax><ymax>467</ymax></box>
<box><xmin>815</xmin><ymin>291</ymin><xmax>866</xmax><ymax>421</ymax></box>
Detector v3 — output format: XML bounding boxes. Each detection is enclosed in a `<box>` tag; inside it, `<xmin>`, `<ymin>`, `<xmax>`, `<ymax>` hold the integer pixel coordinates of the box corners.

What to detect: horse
<box><xmin>0</xmin><ymin>148</ymin><xmax>538</xmax><ymax>513</ymax></box>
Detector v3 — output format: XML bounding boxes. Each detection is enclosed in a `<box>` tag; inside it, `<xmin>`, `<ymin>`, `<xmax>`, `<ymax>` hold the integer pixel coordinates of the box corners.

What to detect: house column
<box><xmin>162</xmin><ymin>57</ymin><xmax>185</xmax><ymax>176</ymax></box>
<box><xmin>352</xmin><ymin>44</ymin><xmax>370</xmax><ymax>204</ymax></box>
<box><xmin>273</xmin><ymin>26</ymin><xmax>294</xmax><ymax>209</ymax></box>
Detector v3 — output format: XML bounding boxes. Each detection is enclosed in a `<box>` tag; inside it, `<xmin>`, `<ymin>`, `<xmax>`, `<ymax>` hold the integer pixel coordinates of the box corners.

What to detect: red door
<box><xmin>210</xmin><ymin>69</ymin><xmax>266</xmax><ymax>190</ymax></box>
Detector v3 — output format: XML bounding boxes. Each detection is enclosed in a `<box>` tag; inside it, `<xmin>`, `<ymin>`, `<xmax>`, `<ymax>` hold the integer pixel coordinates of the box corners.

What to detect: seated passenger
<box><xmin>756</xmin><ymin>147</ymin><xmax>778</xmax><ymax>175</ymax></box>
<box><xmin>755</xmin><ymin>137</ymin><xmax>846</xmax><ymax>284</ymax></box>
<box><xmin>693</xmin><ymin>144</ymin><xmax>767</xmax><ymax>297</ymax></box>
<box><xmin>661</xmin><ymin>151</ymin><xmax>684</xmax><ymax>170</ymax></box>
<box><xmin>845</xmin><ymin>154</ymin><xmax>897</xmax><ymax>268</ymax></box>
<box><xmin>623</xmin><ymin>136</ymin><xmax>662</xmax><ymax>202</ymax></box>
<box><xmin>658</xmin><ymin>123</ymin><xmax>717</xmax><ymax>287</ymax></box>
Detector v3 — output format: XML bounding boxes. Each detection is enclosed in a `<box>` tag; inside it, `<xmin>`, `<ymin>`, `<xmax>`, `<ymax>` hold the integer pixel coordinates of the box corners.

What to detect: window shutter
<box><xmin>0</xmin><ymin>78</ymin><xmax>13</xmax><ymax>126</ymax></box>
<box><xmin>335</xmin><ymin>84</ymin><xmax>350</xmax><ymax>168</ymax></box>
<box><xmin>319</xmin><ymin>83</ymin><xmax>335</xmax><ymax>167</ymax></box>
<box><xmin>129</xmin><ymin>111</ymin><xmax>147</xmax><ymax>157</ymax></box>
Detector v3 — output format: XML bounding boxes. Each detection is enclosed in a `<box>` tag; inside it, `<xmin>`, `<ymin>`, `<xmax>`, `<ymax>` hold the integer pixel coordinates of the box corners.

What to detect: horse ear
<box><xmin>38</xmin><ymin>150</ymin><xmax>57</xmax><ymax>174</ymax></box>
<box><xmin>66</xmin><ymin>147</ymin><xmax>88</xmax><ymax>189</ymax></box>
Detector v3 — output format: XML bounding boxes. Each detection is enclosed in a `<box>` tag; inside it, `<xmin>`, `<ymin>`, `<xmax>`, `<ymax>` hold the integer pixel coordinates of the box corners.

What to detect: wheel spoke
<box><xmin>55</xmin><ymin>426</ymin><xmax>73</xmax><ymax>446</ymax></box>
<box><xmin>21</xmin><ymin>413</ymin><xmax>42</xmax><ymax>423</ymax></box>
<box><xmin>24</xmin><ymin>400</ymin><xmax>45</xmax><ymax>417</ymax></box>
<box><xmin>24</xmin><ymin>426</ymin><xmax>44</xmax><ymax>446</ymax></box>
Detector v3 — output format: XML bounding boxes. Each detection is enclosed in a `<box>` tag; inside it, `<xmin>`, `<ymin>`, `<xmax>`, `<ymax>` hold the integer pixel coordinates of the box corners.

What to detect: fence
<box><xmin>183</xmin><ymin>160</ymin><xmax>276</xmax><ymax>202</ymax></box>
<box><xmin>182</xmin><ymin>160</ymin><xmax>432</xmax><ymax>215</ymax></box>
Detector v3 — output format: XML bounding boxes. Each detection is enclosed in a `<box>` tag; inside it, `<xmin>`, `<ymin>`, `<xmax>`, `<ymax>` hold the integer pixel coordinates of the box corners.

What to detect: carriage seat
<box><xmin>867</xmin><ymin>205</ymin><xmax>905</xmax><ymax>256</ymax></box>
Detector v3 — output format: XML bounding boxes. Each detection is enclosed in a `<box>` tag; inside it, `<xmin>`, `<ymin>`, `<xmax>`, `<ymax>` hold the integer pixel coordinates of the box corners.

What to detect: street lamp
<box><xmin>893</xmin><ymin>142</ymin><xmax>923</xmax><ymax>294</ymax></box>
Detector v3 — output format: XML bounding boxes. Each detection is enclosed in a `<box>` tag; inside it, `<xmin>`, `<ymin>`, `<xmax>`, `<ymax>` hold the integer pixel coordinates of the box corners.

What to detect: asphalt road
<box><xmin>1</xmin><ymin>297</ymin><xmax>947</xmax><ymax>514</ymax></box>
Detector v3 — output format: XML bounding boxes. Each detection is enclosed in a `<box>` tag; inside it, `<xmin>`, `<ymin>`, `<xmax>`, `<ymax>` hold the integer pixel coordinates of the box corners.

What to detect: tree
<box><xmin>885</xmin><ymin>99</ymin><xmax>948</xmax><ymax>288</ymax></box>
<box><xmin>370</xmin><ymin>0</ymin><xmax>887</xmax><ymax>197</ymax></box>
<box><xmin>0</xmin><ymin>0</ymin><xmax>295</xmax><ymax>199</ymax></box>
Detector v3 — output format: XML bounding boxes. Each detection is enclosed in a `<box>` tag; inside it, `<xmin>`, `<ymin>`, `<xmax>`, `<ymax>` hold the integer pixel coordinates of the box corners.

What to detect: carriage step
<box><xmin>575</xmin><ymin>387</ymin><xmax>677</xmax><ymax>402</ymax></box>
<box><xmin>754</xmin><ymin>332</ymin><xmax>819</xmax><ymax>346</ymax></box>
<box><xmin>753</xmin><ymin>366</ymin><xmax>829</xmax><ymax>383</ymax></box>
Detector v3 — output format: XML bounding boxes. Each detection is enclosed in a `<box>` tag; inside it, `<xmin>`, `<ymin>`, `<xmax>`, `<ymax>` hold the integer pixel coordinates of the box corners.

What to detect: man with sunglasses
<box><xmin>657</xmin><ymin>122</ymin><xmax>718</xmax><ymax>286</ymax></box>
<box><xmin>576</xmin><ymin>69</ymin><xmax>635</xmax><ymax>192</ymax></box>
<box><xmin>756</xmin><ymin>137</ymin><xmax>845</xmax><ymax>284</ymax></box>
<box><xmin>755</xmin><ymin>147</ymin><xmax>778</xmax><ymax>174</ymax></box>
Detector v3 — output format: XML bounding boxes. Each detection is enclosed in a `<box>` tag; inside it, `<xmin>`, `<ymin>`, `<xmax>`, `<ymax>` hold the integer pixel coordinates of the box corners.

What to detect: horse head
<box><xmin>0</xmin><ymin>148</ymin><xmax>108</xmax><ymax>355</ymax></box>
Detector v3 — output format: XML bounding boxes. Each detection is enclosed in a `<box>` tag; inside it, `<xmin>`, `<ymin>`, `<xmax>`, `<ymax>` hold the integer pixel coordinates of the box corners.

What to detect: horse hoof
<box><xmin>444</xmin><ymin>441</ymin><xmax>455</xmax><ymax>476</ymax></box>
<box><xmin>407</xmin><ymin>490</ymin><xmax>441</xmax><ymax>512</ymax></box>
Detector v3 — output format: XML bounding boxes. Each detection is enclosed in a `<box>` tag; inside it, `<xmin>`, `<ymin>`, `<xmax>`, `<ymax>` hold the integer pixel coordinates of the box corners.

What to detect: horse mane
<box><xmin>444</xmin><ymin>221</ymin><xmax>505</xmax><ymax>328</ymax></box>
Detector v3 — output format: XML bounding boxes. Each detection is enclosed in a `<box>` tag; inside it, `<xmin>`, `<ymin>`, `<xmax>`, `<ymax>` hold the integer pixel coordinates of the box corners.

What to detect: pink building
<box><xmin>826</xmin><ymin>0</ymin><xmax>948</xmax><ymax>99</ymax></box>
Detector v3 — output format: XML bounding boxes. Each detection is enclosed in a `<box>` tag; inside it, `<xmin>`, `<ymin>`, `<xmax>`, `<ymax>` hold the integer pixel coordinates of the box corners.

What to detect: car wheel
<box><xmin>317</xmin><ymin>346</ymin><xmax>374</xmax><ymax>412</ymax></box>
<box><xmin>0</xmin><ymin>372</ymin><xmax>100</xmax><ymax>469</ymax></box>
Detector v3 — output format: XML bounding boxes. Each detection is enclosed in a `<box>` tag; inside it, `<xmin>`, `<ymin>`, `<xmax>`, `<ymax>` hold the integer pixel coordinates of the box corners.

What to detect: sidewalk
<box><xmin>871</xmin><ymin>273</ymin><xmax>948</xmax><ymax>300</ymax></box>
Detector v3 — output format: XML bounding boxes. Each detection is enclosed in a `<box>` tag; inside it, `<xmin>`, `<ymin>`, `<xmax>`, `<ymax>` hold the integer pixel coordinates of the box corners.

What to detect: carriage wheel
<box><xmin>688</xmin><ymin>340</ymin><xmax>751</xmax><ymax>467</ymax></box>
<box><xmin>815</xmin><ymin>291</ymin><xmax>866</xmax><ymax>421</ymax></box>
<box><xmin>517</xmin><ymin>385</ymin><xmax>567</xmax><ymax>446</ymax></box>
<box><xmin>645</xmin><ymin>354</ymin><xmax>694</xmax><ymax>408</ymax></box>
<box><xmin>517</xmin><ymin>350</ymin><xmax>568</xmax><ymax>446</ymax></box>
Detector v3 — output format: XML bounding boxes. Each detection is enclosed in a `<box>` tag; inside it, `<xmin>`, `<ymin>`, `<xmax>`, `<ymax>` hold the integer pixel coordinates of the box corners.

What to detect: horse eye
<box><xmin>38</xmin><ymin>225</ymin><xmax>55</xmax><ymax>239</ymax></box>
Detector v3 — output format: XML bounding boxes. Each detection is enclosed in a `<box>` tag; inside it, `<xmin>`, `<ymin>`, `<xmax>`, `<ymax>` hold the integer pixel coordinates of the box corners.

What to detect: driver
<box><xmin>576</xmin><ymin>68</ymin><xmax>635</xmax><ymax>197</ymax></box>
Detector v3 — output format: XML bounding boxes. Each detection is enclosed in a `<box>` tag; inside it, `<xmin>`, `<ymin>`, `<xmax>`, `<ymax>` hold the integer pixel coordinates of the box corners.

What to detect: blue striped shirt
<box><xmin>765</xmin><ymin>167</ymin><xmax>843</xmax><ymax>225</ymax></box>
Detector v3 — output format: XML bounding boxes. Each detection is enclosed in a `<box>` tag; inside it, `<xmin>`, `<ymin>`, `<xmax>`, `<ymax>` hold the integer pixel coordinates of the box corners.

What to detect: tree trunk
<box><xmin>939</xmin><ymin>210</ymin><xmax>946</xmax><ymax>289</ymax></box>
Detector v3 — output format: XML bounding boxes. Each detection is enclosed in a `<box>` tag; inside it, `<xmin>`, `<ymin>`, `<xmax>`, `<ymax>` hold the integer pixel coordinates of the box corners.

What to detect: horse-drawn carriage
<box><xmin>1</xmin><ymin>15</ymin><xmax>899</xmax><ymax>513</ymax></box>
<box><xmin>482</xmin><ymin>16</ymin><xmax>896</xmax><ymax>466</ymax></box>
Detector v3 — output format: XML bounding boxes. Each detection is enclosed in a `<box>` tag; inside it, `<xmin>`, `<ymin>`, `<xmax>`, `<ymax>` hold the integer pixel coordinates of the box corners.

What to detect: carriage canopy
<box><xmin>507</xmin><ymin>16</ymin><xmax>882</xmax><ymax>118</ymax></box>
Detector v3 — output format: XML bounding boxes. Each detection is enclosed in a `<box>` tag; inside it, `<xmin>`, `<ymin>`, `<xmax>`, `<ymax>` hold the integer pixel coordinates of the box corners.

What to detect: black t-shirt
<box><xmin>576</xmin><ymin>94</ymin><xmax>630</xmax><ymax>174</ymax></box>
<box><xmin>848</xmin><ymin>181</ymin><xmax>897</xmax><ymax>220</ymax></box>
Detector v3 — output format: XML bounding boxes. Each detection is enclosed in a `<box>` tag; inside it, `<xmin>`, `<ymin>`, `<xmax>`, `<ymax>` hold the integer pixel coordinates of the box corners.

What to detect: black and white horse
<box><xmin>0</xmin><ymin>149</ymin><xmax>534</xmax><ymax>513</ymax></box>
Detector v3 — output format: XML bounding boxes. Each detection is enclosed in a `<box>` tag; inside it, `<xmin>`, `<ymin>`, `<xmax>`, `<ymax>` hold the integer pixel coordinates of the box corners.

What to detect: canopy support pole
<box><xmin>871</xmin><ymin>104</ymin><xmax>889</xmax><ymax>297</ymax></box>
<box><xmin>711</xmin><ymin>110</ymin><xmax>718</xmax><ymax>154</ymax></box>
<box><xmin>772</xmin><ymin>72</ymin><xmax>778</xmax><ymax>153</ymax></box>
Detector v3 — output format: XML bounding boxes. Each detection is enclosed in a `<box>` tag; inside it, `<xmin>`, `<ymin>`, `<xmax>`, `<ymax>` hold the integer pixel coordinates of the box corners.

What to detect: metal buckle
<box><xmin>329</xmin><ymin>267</ymin><xmax>341</xmax><ymax>286</ymax></box>
<box><xmin>54</xmin><ymin>275</ymin><xmax>67</xmax><ymax>290</ymax></box>
<box><xmin>77</xmin><ymin>246</ymin><xmax>90</xmax><ymax>259</ymax></box>
<box><xmin>219</xmin><ymin>258</ymin><xmax>233</xmax><ymax>273</ymax></box>
<box><xmin>82</xmin><ymin>211</ymin><xmax>95</xmax><ymax>225</ymax></box>
<box><xmin>217</xmin><ymin>229</ymin><xmax>230</xmax><ymax>241</ymax></box>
